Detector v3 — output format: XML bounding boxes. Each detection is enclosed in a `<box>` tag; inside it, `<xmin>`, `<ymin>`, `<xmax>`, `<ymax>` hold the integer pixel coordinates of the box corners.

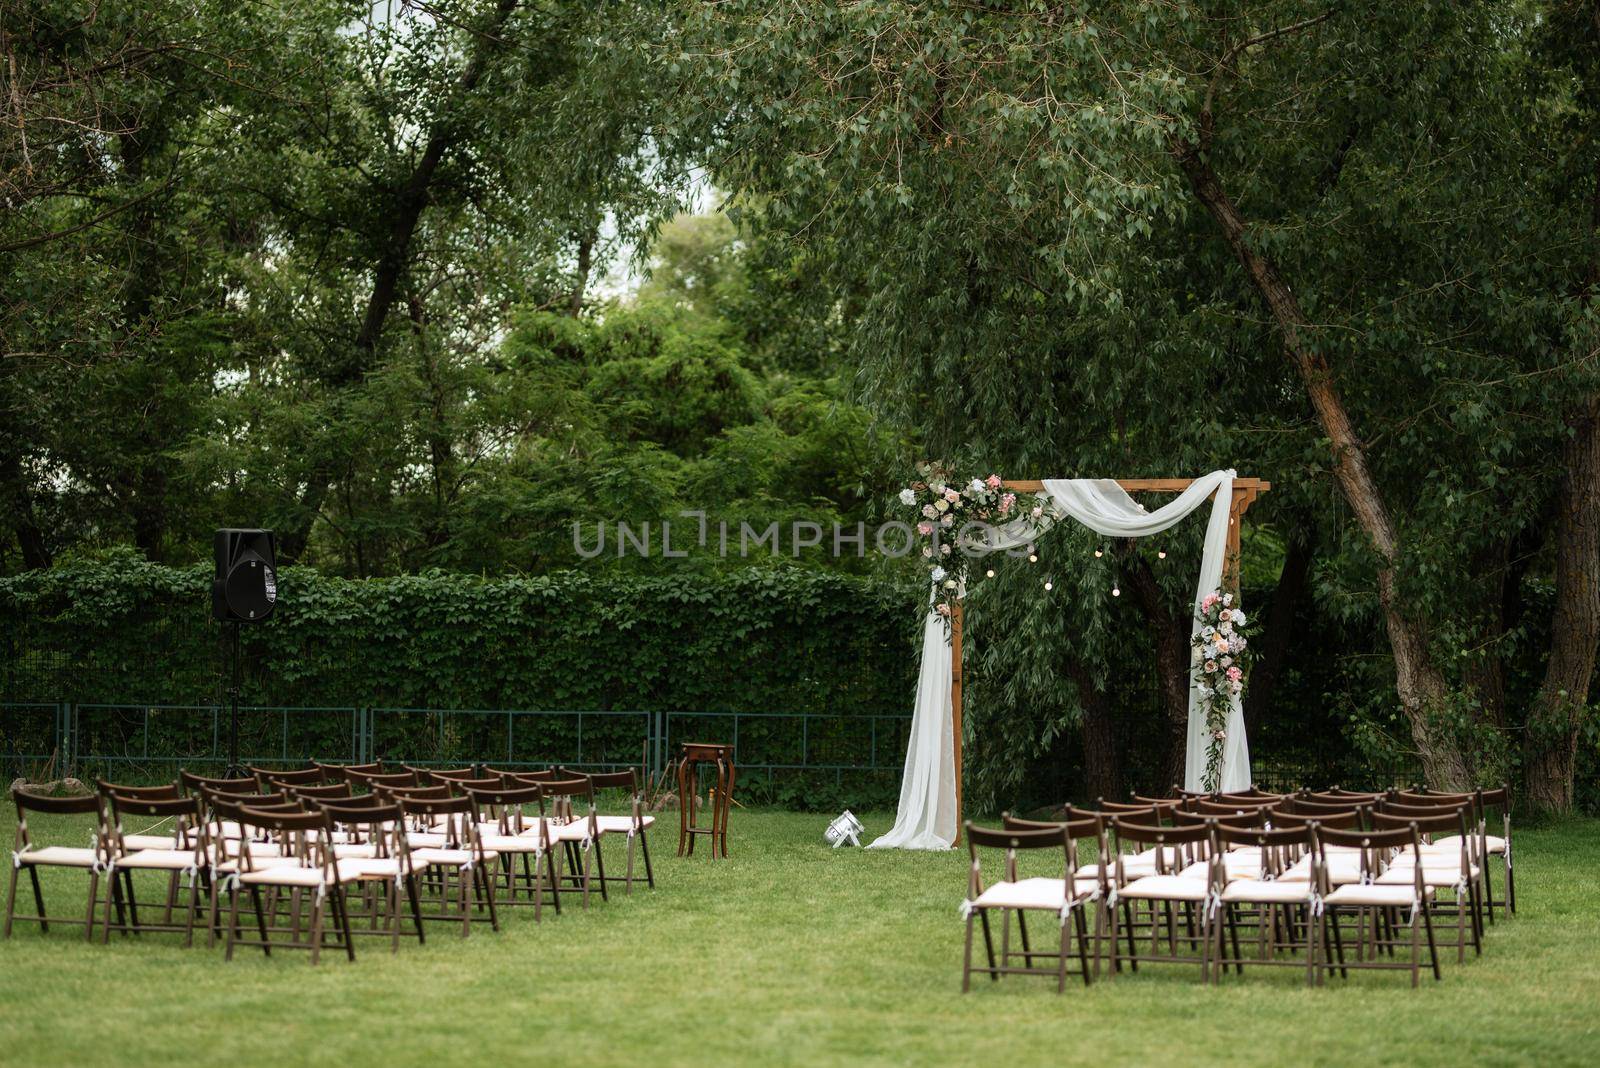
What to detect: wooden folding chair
<box><xmin>1212</xmin><ymin>823</ymin><xmax>1322</xmax><ymax>986</ymax></box>
<box><xmin>93</xmin><ymin>780</ymin><xmax>180</xmax><ymax>850</ymax></box>
<box><xmin>396</xmin><ymin>794</ymin><xmax>499</xmax><ymax>937</ymax></box>
<box><xmin>528</xmin><ymin>776</ymin><xmax>603</xmax><ymax>906</ymax></box>
<box><xmin>1373</xmin><ymin>806</ymin><xmax>1482</xmax><ymax>962</ymax></box>
<box><xmin>999</xmin><ymin>814</ymin><xmax>1107</xmax><ymax>983</ymax></box>
<box><xmin>313</xmin><ymin>760</ymin><xmax>384</xmax><ymax>784</ymax></box>
<box><xmin>221</xmin><ymin>805</ymin><xmax>359</xmax><ymax>964</ymax></box>
<box><xmin>179</xmin><ymin>770</ymin><xmax>260</xmax><ymax>797</ymax></box>
<box><xmin>249</xmin><ymin>765</ymin><xmax>325</xmax><ymax>790</ymax></box>
<box><xmin>1105</xmin><ymin>818</ymin><xmax>1220</xmax><ymax>982</ymax></box>
<box><xmin>960</xmin><ymin>821</ymin><xmax>1092</xmax><ymax>992</ymax></box>
<box><xmin>347</xmin><ymin>769</ymin><xmax>420</xmax><ymax>793</ymax></box>
<box><xmin>463</xmin><ymin>782</ymin><xmax>562</xmax><ymax>919</ymax></box>
<box><xmin>577</xmin><ymin>768</ymin><xmax>656</xmax><ymax>893</ymax></box>
<box><xmin>1317</xmin><ymin>823</ymin><xmax>1440</xmax><ymax>987</ymax></box>
<box><xmin>321</xmin><ymin>800</ymin><xmax>423</xmax><ymax>952</ymax></box>
<box><xmin>6</xmin><ymin>788</ymin><xmax>107</xmax><ymax>941</ymax></box>
<box><xmin>100</xmin><ymin>792</ymin><xmax>209</xmax><ymax>946</ymax></box>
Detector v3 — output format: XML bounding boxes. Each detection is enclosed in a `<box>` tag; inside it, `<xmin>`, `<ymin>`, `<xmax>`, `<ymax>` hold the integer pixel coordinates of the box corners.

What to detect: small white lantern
<box><xmin>825</xmin><ymin>810</ymin><xmax>864</xmax><ymax>848</ymax></box>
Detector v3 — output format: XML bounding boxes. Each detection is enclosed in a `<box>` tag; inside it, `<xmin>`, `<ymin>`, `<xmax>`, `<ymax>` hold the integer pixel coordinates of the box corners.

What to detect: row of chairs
<box><xmin>6</xmin><ymin>761</ymin><xmax>657</xmax><ymax>963</ymax></box>
<box><xmin>960</xmin><ymin>783</ymin><xmax>1516</xmax><ymax>991</ymax></box>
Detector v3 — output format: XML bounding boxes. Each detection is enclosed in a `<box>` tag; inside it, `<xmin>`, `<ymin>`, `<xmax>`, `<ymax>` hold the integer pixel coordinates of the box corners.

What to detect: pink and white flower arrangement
<box><xmin>1191</xmin><ymin>589</ymin><xmax>1253</xmax><ymax>790</ymax></box>
<box><xmin>898</xmin><ymin>461</ymin><xmax>1031</xmax><ymax>626</ymax></box>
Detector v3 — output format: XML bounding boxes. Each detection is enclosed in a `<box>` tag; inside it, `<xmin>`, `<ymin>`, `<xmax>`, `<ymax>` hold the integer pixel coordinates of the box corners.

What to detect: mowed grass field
<box><xmin>1</xmin><ymin>809</ymin><xmax>1597</xmax><ymax>1067</ymax></box>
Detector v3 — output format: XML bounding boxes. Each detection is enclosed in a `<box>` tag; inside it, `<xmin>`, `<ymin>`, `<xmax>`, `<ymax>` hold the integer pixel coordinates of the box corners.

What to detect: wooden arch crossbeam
<box><xmin>948</xmin><ymin>476</ymin><xmax>1270</xmax><ymax>841</ymax></box>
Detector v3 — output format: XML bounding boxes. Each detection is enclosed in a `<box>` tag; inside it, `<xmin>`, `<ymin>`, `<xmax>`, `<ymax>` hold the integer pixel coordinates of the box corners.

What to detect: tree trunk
<box><xmin>1243</xmin><ymin>527</ymin><xmax>1313</xmax><ymax>736</ymax></box>
<box><xmin>1170</xmin><ymin>137</ymin><xmax>1471</xmax><ymax>790</ymax></box>
<box><xmin>1</xmin><ymin>455</ymin><xmax>52</xmax><ymax>569</ymax></box>
<box><xmin>1525</xmin><ymin>394</ymin><xmax>1600</xmax><ymax>812</ymax></box>
<box><xmin>1066</xmin><ymin>660</ymin><xmax>1122</xmax><ymax>803</ymax></box>
<box><xmin>568</xmin><ymin>230</ymin><xmax>596</xmax><ymax>317</ymax></box>
<box><xmin>1122</xmin><ymin>547</ymin><xmax>1191</xmax><ymax>792</ymax></box>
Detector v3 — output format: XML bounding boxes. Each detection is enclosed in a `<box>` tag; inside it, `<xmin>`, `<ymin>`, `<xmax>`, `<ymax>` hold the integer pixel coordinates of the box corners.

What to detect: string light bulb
<box><xmin>1093</xmin><ymin>549</ymin><xmax>1103</xmax><ymax>558</ymax></box>
<box><xmin>1157</xmin><ymin>550</ymin><xmax>1167</xmax><ymax>559</ymax></box>
<box><xmin>985</xmin><ymin>568</ymin><xmax>995</xmax><ymax>578</ymax></box>
<box><xmin>1027</xmin><ymin>553</ymin><xmax>1037</xmax><ymax>563</ymax></box>
<box><xmin>1044</xmin><ymin>580</ymin><xmax>1053</xmax><ymax>591</ymax></box>
<box><xmin>1112</xmin><ymin>586</ymin><xmax>1121</xmax><ymax>597</ymax></box>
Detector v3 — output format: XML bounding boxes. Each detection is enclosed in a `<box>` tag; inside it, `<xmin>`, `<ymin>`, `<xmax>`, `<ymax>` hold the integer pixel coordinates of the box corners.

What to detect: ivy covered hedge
<box><xmin>0</xmin><ymin>553</ymin><xmax>917</xmax><ymax>807</ymax></box>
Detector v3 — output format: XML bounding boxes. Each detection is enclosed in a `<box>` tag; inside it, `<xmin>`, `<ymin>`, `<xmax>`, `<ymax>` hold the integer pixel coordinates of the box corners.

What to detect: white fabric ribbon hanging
<box><xmin>871</xmin><ymin>470</ymin><xmax>1253</xmax><ymax>852</ymax></box>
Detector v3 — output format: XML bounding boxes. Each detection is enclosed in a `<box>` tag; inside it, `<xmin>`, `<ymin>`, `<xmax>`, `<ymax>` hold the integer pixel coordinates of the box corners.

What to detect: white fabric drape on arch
<box><xmin>869</xmin><ymin>470</ymin><xmax>1251</xmax><ymax>851</ymax></box>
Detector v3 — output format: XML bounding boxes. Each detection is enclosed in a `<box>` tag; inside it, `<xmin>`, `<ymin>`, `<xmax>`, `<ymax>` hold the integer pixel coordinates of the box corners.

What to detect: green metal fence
<box><xmin>0</xmin><ymin>702</ymin><xmax>910</xmax><ymax>787</ymax></box>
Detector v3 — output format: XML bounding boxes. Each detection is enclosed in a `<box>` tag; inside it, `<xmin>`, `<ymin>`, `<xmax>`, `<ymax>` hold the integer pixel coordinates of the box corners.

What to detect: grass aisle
<box><xmin>1</xmin><ymin>811</ymin><xmax>1597</xmax><ymax>1067</ymax></box>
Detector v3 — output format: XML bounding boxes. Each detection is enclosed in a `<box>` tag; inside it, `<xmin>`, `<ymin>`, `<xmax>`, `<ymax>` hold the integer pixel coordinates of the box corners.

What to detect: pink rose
<box><xmin>1000</xmin><ymin>492</ymin><xmax>1016</xmax><ymax>513</ymax></box>
<box><xmin>1204</xmin><ymin>660</ymin><xmax>1217</xmax><ymax>674</ymax></box>
<box><xmin>985</xmin><ymin>474</ymin><xmax>1002</xmax><ymax>489</ymax></box>
<box><xmin>944</xmin><ymin>488</ymin><xmax>960</xmax><ymax>503</ymax></box>
<box><xmin>916</xmin><ymin>522</ymin><xmax>933</xmax><ymax>535</ymax></box>
<box><xmin>1227</xmin><ymin>666</ymin><xmax>1243</xmax><ymax>682</ymax></box>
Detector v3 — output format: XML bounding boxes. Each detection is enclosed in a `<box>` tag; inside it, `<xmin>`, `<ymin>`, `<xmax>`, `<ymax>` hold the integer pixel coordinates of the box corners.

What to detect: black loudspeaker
<box><xmin>212</xmin><ymin>529</ymin><xmax>278</xmax><ymax>623</ymax></box>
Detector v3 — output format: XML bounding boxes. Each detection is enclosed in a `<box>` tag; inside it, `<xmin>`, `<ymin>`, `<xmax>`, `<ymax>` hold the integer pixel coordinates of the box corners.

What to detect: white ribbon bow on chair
<box><xmin>958</xmin><ymin>899</ymin><xmax>976</xmax><ymax>920</ymax></box>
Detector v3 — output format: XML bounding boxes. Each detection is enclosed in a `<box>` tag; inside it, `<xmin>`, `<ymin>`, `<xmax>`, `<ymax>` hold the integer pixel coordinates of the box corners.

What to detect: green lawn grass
<box><xmin>2</xmin><ymin>810</ymin><xmax>1597</xmax><ymax>1067</ymax></box>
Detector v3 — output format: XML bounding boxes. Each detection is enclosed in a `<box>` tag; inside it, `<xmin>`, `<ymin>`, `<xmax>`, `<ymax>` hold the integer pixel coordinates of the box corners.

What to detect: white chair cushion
<box><xmin>331</xmin><ymin>842</ymin><xmax>379</xmax><ymax>859</ymax></box>
<box><xmin>1117</xmin><ymin>874</ymin><xmax>1210</xmax><ymax>902</ymax></box>
<box><xmin>1079</xmin><ymin>848</ymin><xmax>1181</xmax><ymax>880</ymax></box>
<box><xmin>973</xmin><ymin>876</ymin><xmax>1068</xmax><ymax>911</ymax></box>
<box><xmin>1376</xmin><ymin>864</ymin><xmax>1478</xmax><ymax>886</ymax></box>
<box><xmin>1278</xmin><ymin>855</ymin><xmax>1364</xmax><ymax>884</ymax></box>
<box><xmin>406</xmin><ymin>832</ymin><xmax>450</xmax><ymax>848</ymax></box>
<box><xmin>115</xmin><ymin>848</ymin><xmax>203</xmax><ymax>871</ymax></box>
<box><xmin>16</xmin><ymin>846</ymin><xmax>101</xmax><ymax>868</ymax></box>
<box><xmin>1427</xmin><ymin>833</ymin><xmax>1505</xmax><ymax>853</ymax></box>
<box><xmin>212</xmin><ymin>854</ymin><xmax>302</xmax><ymax>873</ymax></box>
<box><xmin>595</xmin><ymin>814</ymin><xmax>655</xmax><ymax>833</ymax></box>
<box><xmin>236</xmin><ymin>859</ymin><xmax>366</xmax><ymax>888</ymax></box>
<box><xmin>1220</xmin><ymin>878</ymin><xmax>1316</xmax><ymax>905</ymax></box>
<box><xmin>546</xmin><ymin>821</ymin><xmax>593</xmax><ymax>843</ymax></box>
<box><xmin>1324</xmin><ymin>883</ymin><xmax>1433</xmax><ymax>908</ymax></box>
<box><xmin>480</xmin><ymin>834</ymin><xmax>545</xmax><ymax>853</ymax></box>
<box><xmin>347</xmin><ymin>857</ymin><xmax>403</xmax><ymax>879</ymax></box>
<box><xmin>121</xmin><ymin>834</ymin><xmax>177</xmax><ymax>851</ymax></box>
<box><xmin>1181</xmin><ymin>855</ymin><xmax>1265</xmax><ymax>881</ymax></box>
<box><xmin>411</xmin><ymin>846</ymin><xmax>497</xmax><ymax>868</ymax></box>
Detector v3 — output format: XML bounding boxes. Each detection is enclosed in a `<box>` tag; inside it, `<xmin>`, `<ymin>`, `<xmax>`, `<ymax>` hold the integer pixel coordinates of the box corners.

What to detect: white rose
<box><xmin>1232</xmin><ymin>611</ymin><xmax>1248</xmax><ymax>627</ymax></box>
<box><xmin>931</xmin><ymin>566</ymin><xmax>947</xmax><ymax>582</ymax></box>
<box><xmin>899</xmin><ymin>488</ymin><xmax>916</xmax><ymax>506</ymax></box>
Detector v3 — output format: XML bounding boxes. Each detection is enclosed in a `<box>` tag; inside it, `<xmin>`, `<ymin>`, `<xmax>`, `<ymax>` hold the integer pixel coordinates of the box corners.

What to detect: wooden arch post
<box><xmin>948</xmin><ymin>477</ymin><xmax>1269</xmax><ymax>842</ymax></box>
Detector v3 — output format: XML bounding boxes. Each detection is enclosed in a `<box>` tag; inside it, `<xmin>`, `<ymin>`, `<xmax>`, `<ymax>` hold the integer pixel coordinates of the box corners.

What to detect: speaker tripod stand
<box><xmin>223</xmin><ymin>622</ymin><xmax>243</xmax><ymax>779</ymax></box>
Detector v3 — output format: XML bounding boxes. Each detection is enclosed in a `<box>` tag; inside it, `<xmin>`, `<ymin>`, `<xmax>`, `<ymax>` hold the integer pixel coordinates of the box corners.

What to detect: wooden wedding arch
<box><xmin>947</xmin><ymin>476</ymin><xmax>1270</xmax><ymax>839</ymax></box>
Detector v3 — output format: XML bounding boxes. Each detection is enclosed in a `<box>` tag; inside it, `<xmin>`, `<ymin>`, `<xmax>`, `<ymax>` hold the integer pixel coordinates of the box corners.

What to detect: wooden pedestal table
<box><xmin>676</xmin><ymin>742</ymin><xmax>734</xmax><ymax>857</ymax></box>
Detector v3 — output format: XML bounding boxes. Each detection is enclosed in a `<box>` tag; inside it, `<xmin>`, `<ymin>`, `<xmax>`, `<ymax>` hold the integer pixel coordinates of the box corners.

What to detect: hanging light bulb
<box><xmin>1027</xmin><ymin>553</ymin><xmax>1037</xmax><ymax>563</ymax></box>
<box><xmin>1112</xmin><ymin>586</ymin><xmax>1121</xmax><ymax>597</ymax></box>
<box><xmin>1044</xmin><ymin>580</ymin><xmax>1053</xmax><ymax>591</ymax></box>
<box><xmin>1093</xmin><ymin>548</ymin><xmax>1103</xmax><ymax>558</ymax></box>
<box><xmin>1157</xmin><ymin>550</ymin><xmax>1167</xmax><ymax>560</ymax></box>
<box><xmin>985</xmin><ymin>568</ymin><xmax>995</xmax><ymax>578</ymax></box>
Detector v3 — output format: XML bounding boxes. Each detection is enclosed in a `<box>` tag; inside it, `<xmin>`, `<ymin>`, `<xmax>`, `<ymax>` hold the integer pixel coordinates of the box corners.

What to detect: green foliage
<box><xmin>0</xmin><ymin>551</ymin><xmax>915</xmax><ymax>762</ymax></box>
